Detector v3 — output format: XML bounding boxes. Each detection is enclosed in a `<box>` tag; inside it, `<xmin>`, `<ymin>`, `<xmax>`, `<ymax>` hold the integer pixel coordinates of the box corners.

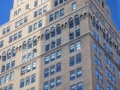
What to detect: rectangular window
<box><xmin>69</xmin><ymin>32</ymin><xmax>74</xmax><ymax>40</ymax></box>
<box><xmin>4</xmin><ymin>86</ymin><xmax>7</xmax><ymax>90</ymax></box>
<box><xmin>26</xmin><ymin>76</ymin><xmax>30</xmax><ymax>86</ymax></box>
<box><xmin>34</xmin><ymin>11</ymin><xmax>38</xmax><ymax>18</ymax></box>
<box><xmin>1</xmin><ymin>66</ymin><xmax>5</xmax><ymax>73</ymax></box>
<box><xmin>56</xmin><ymin>76</ymin><xmax>61</xmax><ymax>86</ymax></box>
<box><xmin>56</xmin><ymin>50</ymin><xmax>61</xmax><ymax>59</ymax></box>
<box><xmin>11</xmin><ymin>60</ymin><xmax>15</xmax><ymax>68</ymax></box>
<box><xmin>99</xmin><ymin>73</ymin><xmax>103</xmax><ymax>83</ymax></box>
<box><xmin>22</xmin><ymin>55</ymin><xmax>27</xmax><ymax>63</ymax></box>
<box><xmin>69</xmin><ymin>56</ymin><xmax>74</xmax><ymax>66</ymax></box>
<box><xmin>0</xmin><ymin>76</ymin><xmax>4</xmax><ymax>85</ymax></box>
<box><xmin>38</xmin><ymin>20</ymin><xmax>42</xmax><ymax>28</ymax></box>
<box><xmin>44</xmin><ymin>81</ymin><xmax>48</xmax><ymax>90</ymax></box>
<box><xmin>45</xmin><ymin>44</ymin><xmax>50</xmax><ymax>52</ymax></box>
<box><xmin>70</xmin><ymin>70</ymin><xmax>75</xmax><ymax>80</ymax></box>
<box><xmin>26</xmin><ymin>4</ymin><xmax>29</xmax><ymax>10</ymax></box>
<box><xmin>77</xmin><ymin>82</ymin><xmax>83</xmax><ymax>90</ymax></box>
<box><xmin>55</xmin><ymin>11</ymin><xmax>59</xmax><ymax>19</ymax></box>
<box><xmin>31</xmin><ymin>74</ymin><xmax>36</xmax><ymax>83</ymax></box>
<box><xmin>72</xmin><ymin>2</ymin><xmax>76</xmax><ymax>11</ymax></box>
<box><xmin>96</xmin><ymin>69</ymin><xmax>99</xmax><ymax>79</ymax></box>
<box><xmin>54</xmin><ymin>0</ymin><xmax>58</xmax><ymax>7</ymax></box>
<box><xmin>44</xmin><ymin>68</ymin><xmax>49</xmax><ymax>78</ymax></box>
<box><xmin>6</xmin><ymin>63</ymin><xmax>10</xmax><ymax>70</ymax></box>
<box><xmin>18</xmin><ymin>31</ymin><xmax>22</xmax><ymax>38</ymax></box>
<box><xmin>76</xmin><ymin>41</ymin><xmax>81</xmax><ymax>50</ymax></box>
<box><xmin>21</xmin><ymin>66</ymin><xmax>26</xmax><ymax>75</ymax></box>
<box><xmin>28</xmin><ymin>52</ymin><xmax>32</xmax><ymax>60</ymax></box>
<box><xmin>76</xmin><ymin>67</ymin><xmax>82</xmax><ymax>78</ymax></box>
<box><xmin>70</xmin><ymin>84</ymin><xmax>76</xmax><ymax>90</ymax></box>
<box><xmin>50</xmin><ymin>78</ymin><xmax>55</xmax><ymax>89</ymax></box>
<box><xmin>38</xmin><ymin>8</ymin><xmax>42</xmax><ymax>15</ymax></box>
<box><xmin>9</xmin><ymin>36</ymin><xmax>13</xmax><ymax>43</ymax></box>
<box><xmin>10</xmin><ymin>72</ymin><xmax>14</xmax><ymax>80</ymax></box>
<box><xmin>3</xmin><ymin>28</ymin><xmax>6</xmax><ymax>35</ymax></box>
<box><xmin>15</xmin><ymin>21</ymin><xmax>19</xmax><ymax>28</ymax></box>
<box><xmin>60</xmin><ymin>8</ymin><xmax>64</xmax><ymax>16</ymax></box>
<box><xmin>20</xmin><ymin>79</ymin><xmax>24</xmax><ymax>88</ymax></box>
<box><xmin>43</xmin><ymin>6</ymin><xmax>47</xmax><ymax>12</ymax></box>
<box><xmin>28</xmin><ymin>25</ymin><xmax>32</xmax><ymax>33</ymax></box>
<box><xmin>26</xmin><ymin>64</ymin><xmax>31</xmax><ymax>73</ymax></box>
<box><xmin>45</xmin><ymin>55</ymin><xmax>49</xmax><ymax>64</ymax></box>
<box><xmin>9</xmin><ymin>84</ymin><xmax>13</xmax><ymax>90</ymax></box>
<box><xmin>32</xmin><ymin>62</ymin><xmax>36</xmax><ymax>70</ymax></box>
<box><xmin>49</xmin><ymin>14</ymin><xmax>54</xmax><ymax>22</ymax></box>
<box><xmin>33</xmin><ymin>23</ymin><xmax>37</xmax><ymax>30</ymax></box>
<box><xmin>0</xmin><ymin>40</ymin><xmax>4</xmax><ymax>48</ymax></box>
<box><xmin>50</xmin><ymin>65</ymin><xmax>55</xmax><ymax>75</ymax></box>
<box><xmin>24</xmin><ymin>16</ymin><xmax>28</xmax><ymax>23</ymax></box>
<box><xmin>20</xmin><ymin>19</ymin><xmax>23</xmax><ymax>25</ymax></box>
<box><xmin>59</xmin><ymin>0</ymin><xmax>63</xmax><ymax>4</ymax></box>
<box><xmin>57</xmin><ymin>38</ymin><xmax>61</xmax><ymax>46</ymax></box>
<box><xmin>34</xmin><ymin>0</ymin><xmax>38</xmax><ymax>7</ymax></box>
<box><xmin>50</xmin><ymin>53</ymin><xmax>55</xmax><ymax>62</ymax></box>
<box><xmin>76</xmin><ymin>54</ymin><xmax>81</xmax><ymax>64</ymax></box>
<box><xmin>5</xmin><ymin>74</ymin><xmax>9</xmax><ymax>83</ymax></box>
<box><xmin>69</xmin><ymin>44</ymin><xmax>74</xmax><ymax>53</ymax></box>
<box><xmin>76</xmin><ymin>29</ymin><xmax>80</xmax><ymax>37</ymax></box>
<box><xmin>14</xmin><ymin>33</ymin><xmax>17</xmax><ymax>40</ymax></box>
<box><xmin>56</xmin><ymin>62</ymin><xmax>61</xmax><ymax>72</ymax></box>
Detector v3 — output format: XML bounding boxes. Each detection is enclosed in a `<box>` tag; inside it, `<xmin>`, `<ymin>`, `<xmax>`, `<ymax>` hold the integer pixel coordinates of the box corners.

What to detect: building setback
<box><xmin>0</xmin><ymin>0</ymin><xmax>120</xmax><ymax>90</ymax></box>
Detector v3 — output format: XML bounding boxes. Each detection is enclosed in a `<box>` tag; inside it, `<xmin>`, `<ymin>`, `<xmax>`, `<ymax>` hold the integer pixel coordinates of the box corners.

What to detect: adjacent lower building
<box><xmin>0</xmin><ymin>0</ymin><xmax>120</xmax><ymax>90</ymax></box>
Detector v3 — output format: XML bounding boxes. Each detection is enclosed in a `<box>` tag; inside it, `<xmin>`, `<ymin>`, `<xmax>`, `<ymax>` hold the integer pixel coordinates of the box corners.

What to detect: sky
<box><xmin>0</xmin><ymin>0</ymin><xmax>120</xmax><ymax>31</ymax></box>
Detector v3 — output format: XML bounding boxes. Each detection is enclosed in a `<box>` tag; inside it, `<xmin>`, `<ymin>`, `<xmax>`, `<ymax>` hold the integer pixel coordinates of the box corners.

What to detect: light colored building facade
<box><xmin>0</xmin><ymin>0</ymin><xmax>120</xmax><ymax>90</ymax></box>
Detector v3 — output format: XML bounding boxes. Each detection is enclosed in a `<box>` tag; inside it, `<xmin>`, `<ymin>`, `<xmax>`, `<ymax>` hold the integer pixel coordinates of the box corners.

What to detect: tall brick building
<box><xmin>0</xmin><ymin>0</ymin><xmax>120</xmax><ymax>90</ymax></box>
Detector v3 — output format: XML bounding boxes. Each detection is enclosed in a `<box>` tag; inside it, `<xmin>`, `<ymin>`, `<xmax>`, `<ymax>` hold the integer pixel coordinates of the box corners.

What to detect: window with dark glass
<box><xmin>28</xmin><ymin>39</ymin><xmax>32</xmax><ymax>49</ymax></box>
<box><xmin>77</xmin><ymin>82</ymin><xmax>83</xmax><ymax>90</ymax></box>
<box><xmin>51</xmin><ymin>28</ymin><xmax>55</xmax><ymax>38</ymax></box>
<box><xmin>76</xmin><ymin>54</ymin><xmax>81</xmax><ymax>64</ymax></box>
<box><xmin>28</xmin><ymin>25</ymin><xmax>32</xmax><ymax>33</ymax></box>
<box><xmin>34</xmin><ymin>11</ymin><xmax>38</xmax><ymax>18</ymax></box>
<box><xmin>60</xmin><ymin>8</ymin><xmax>64</xmax><ymax>16</ymax></box>
<box><xmin>57</xmin><ymin>38</ymin><xmax>61</xmax><ymax>46</ymax></box>
<box><xmin>18</xmin><ymin>31</ymin><xmax>22</xmax><ymax>38</ymax></box>
<box><xmin>6</xmin><ymin>63</ymin><xmax>10</xmax><ymax>70</ymax></box>
<box><xmin>54</xmin><ymin>0</ymin><xmax>58</xmax><ymax>7</ymax></box>
<box><xmin>56</xmin><ymin>50</ymin><xmax>61</xmax><ymax>59</ymax></box>
<box><xmin>50</xmin><ymin>53</ymin><xmax>55</xmax><ymax>62</ymax></box>
<box><xmin>34</xmin><ymin>0</ymin><xmax>38</xmax><ymax>7</ymax></box>
<box><xmin>31</xmin><ymin>74</ymin><xmax>36</xmax><ymax>83</ymax></box>
<box><xmin>44</xmin><ymin>68</ymin><xmax>49</xmax><ymax>78</ymax></box>
<box><xmin>70</xmin><ymin>70</ymin><xmax>75</xmax><ymax>80</ymax></box>
<box><xmin>69</xmin><ymin>44</ymin><xmax>74</xmax><ymax>53</ymax></box>
<box><xmin>44</xmin><ymin>81</ymin><xmax>48</xmax><ymax>90</ymax></box>
<box><xmin>21</xmin><ymin>66</ymin><xmax>26</xmax><ymax>75</ymax></box>
<box><xmin>45</xmin><ymin>44</ymin><xmax>50</xmax><ymax>52</ymax></box>
<box><xmin>56</xmin><ymin>24</ymin><xmax>61</xmax><ymax>35</ymax></box>
<box><xmin>2</xmin><ymin>52</ymin><xmax>6</xmax><ymax>62</ymax></box>
<box><xmin>74</xmin><ymin>15</ymin><xmax>80</xmax><ymax>26</ymax></box>
<box><xmin>45</xmin><ymin>55</ymin><xmax>49</xmax><ymax>64</ymax></box>
<box><xmin>45</xmin><ymin>33</ymin><xmax>50</xmax><ymax>40</ymax></box>
<box><xmin>76</xmin><ymin>67</ymin><xmax>82</xmax><ymax>78</ymax></box>
<box><xmin>76</xmin><ymin>29</ymin><xmax>80</xmax><ymax>37</ymax></box>
<box><xmin>51</xmin><ymin>41</ymin><xmax>55</xmax><ymax>49</ymax></box>
<box><xmin>50</xmin><ymin>65</ymin><xmax>55</xmax><ymax>75</ymax></box>
<box><xmin>38</xmin><ymin>20</ymin><xmax>42</xmax><ymax>28</ymax></box>
<box><xmin>69</xmin><ymin>56</ymin><xmax>74</xmax><ymax>66</ymax></box>
<box><xmin>56</xmin><ymin>76</ymin><xmax>61</xmax><ymax>86</ymax></box>
<box><xmin>50</xmin><ymin>79</ymin><xmax>55</xmax><ymax>89</ymax></box>
<box><xmin>11</xmin><ymin>60</ymin><xmax>15</xmax><ymax>68</ymax></box>
<box><xmin>49</xmin><ymin>14</ymin><xmax>54</xmax><ymax>22</ymax></box>
<box><xmin>12</xmin><ymin>47</ymin><xmax>16</xmax><ymax>57</ymax></box>
<box><xmin>70</xmin><ymin>84</ymin><xmax>76</xmax><ymax>90</ymax></box>
<box><xmin>26</xmin><ymin>76</ymin><xmax>30</xmax><ymax>86</ymax></box>
<box><xmin>56</xmin><ymin>62</ymin><xmax>61</xmax><ymax>72</ymax></box>
<box><xmin>20</xmin><ymin>79</ymin><xmax>24</xmax><ymax>88</ymax></box>
<box><xmin>7</xmin><ymin>50</ymin><xmax>11</xmax><ymax>59</ymax></box>
<box><xmin>69</xmin><ymin>32</ymin><xmax>74</xmax><ymax>40</ymax></box>
<box><xmin>55</xmin><ymin>11</ymin><xmax>59</xmax><ymax>19</ymax></box>
<box><xmin>9</xmin><ymin>36</ymin><xmax>13</xmax><ymax>43</ymax></box>
<box><xmin>69</xmin><ymin>18</ymin><xmax>74</xmax><ymax>29</ymax></box>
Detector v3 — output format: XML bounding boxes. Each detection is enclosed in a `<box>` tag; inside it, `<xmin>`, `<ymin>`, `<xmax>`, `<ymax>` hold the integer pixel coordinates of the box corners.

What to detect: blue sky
<box><xmin>0</xmin><ymin>0</ymin><xmax>119</xmax><ymax>30</ymax></box>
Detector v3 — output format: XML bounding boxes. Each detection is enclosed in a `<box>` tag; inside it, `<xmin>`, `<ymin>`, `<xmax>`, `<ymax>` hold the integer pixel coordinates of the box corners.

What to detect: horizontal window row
<box><xmin>20</xmin><ymin>74</ymin><xmax>36</xmax><ymax>88</ymax></box>
<box><xmin>96</xmin><ymin>69</ymin><xmax>103</xmax><ymax>83</ymax></box>
<box><xmin>69</xmin><ymin>41</ymin><xmax>81</xmax><ymax>53</ymax></box>
<box><xmin>1</xmin><ymin>60</ymin><xmax>15</xmax><ymax>73</ymax></box>
<box><xmin>106</xmin><ymin>67</ymin><xmax>116</xmax><ymax>85</ymax></box>
<box><xmin>44</xmin><ymin>62</ymin><xmax>61</xmax><ymax>78</ymax></box>
<box><xmin>69</xmin><ymin>28</ymin><xmax>80</xmax><ymax>40</ymax></box>
<box><xmin>94</xmin><ymin>42</ymin><xmax>101</xmax><ymax>55</ymax></box>
<box><xmin>44</xmin><ymin>76</ymin><xmax>61</xmax><ymax>90</ymax></box>
<box><xmin>70</xmin><ymin>81</ymin><xmax>82</xmax><ymax>90</ymax></box>
<box><xmin>69</xmin><ymin>53</ymin><xmax>81</xmax><ymax>67</ymax></box>
<box><xmin>15</xmin><ymin>16</ymin><xmax>28</xmax><ymax>28</ymax></box>
<box><xmin>0</xmin><ymin>84</ymin><xmax>13</xmax><ymax>90</ymax></box>
<box><xmin>96</xmin><ymin>83</ymin><xmax>103</xmax><ymax>90</ymax></box>
<box><xmin>49</xmin><ymin>8</ymin><xmax>64</xmax><ymax>22</ymax></box>
<box><xmin>70</xmin><ymin>67</ymin><xmax>82</xmax><ymax>81</ymax></box>
<box><xmin>21</xmin><ymin>61</ymin><xmax>36</xmax><ymax>75</ymax></box>
<box><xmin>2</xmin><ymin>47</ymin><xmax>17</xmax><ymax>62</ymax></box>
<box><xmin>2</xmin><ymin>26</ymin><xmax>10</xmax><ymax>35</ymax></box>
<box><xmin>45</xmin><ymin>38</ymin><xmax>61</xmax><ymax>52</ymax></box>
<box><xmin>28</xmin><ymin>20</ymin><xmax>42</xmax><ymax>33</ymax></box>
<box><xmin>94</xmin><ymin>55</ymin><xmax>102</xmax><ymax>69</ymax></box>
<box><xmin>44</xmin><ymin>50</ymin><xmax>61</xmax><ymax>65</ymax></box>
<box><xmin>0</xmin><ymin>40</ymin><xmax>4</xmax><ymax>48</ymax></box>
<box><xmin>0</xmin><ymin>71</ymin><xmax>14</xmax><ymax>85</ymax></box>
<box><xmin>9</xmin><ymin>31</ymin><xmax>22</xmax><ymax>43</ymax></box>
<box><xmin>104</xmin><ymin>55</ymin><xmax>114</xmax><ymax>71</ymax></box>
<box><xmin>22</xmin><ymin>49</ymin><xmax>37</xmax><ymax>63</ymax></box>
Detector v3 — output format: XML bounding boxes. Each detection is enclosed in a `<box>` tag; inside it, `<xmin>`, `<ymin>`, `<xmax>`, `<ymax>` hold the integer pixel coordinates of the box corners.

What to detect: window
<box><xmin>99</xmin><ymin>73</ymin><xmax>103</xmax><ymax>83</ymax></box>
<box><xmin>29</xmin><ymin>25</ymin><xmax>32</xmax><ymax>33</ymax></box>
<box><xmin>26</xmin><ymin>76</ymin><xmax>30</xmax><ymax>86</ymax></box>
<box><xmin>28</xmin><ymin>39</ymin><xmax>32</xmax><ymax>49</ymax></box>
<box><xmin>4</xmin><ymin>86</ymin><xmax>7</xmax><ymax>90</ymax></box>
<box><xmin>33</xmin><ymin>37</ymin><xmax>37</xmax><ymax>47</ymax></box>
<box><xmin>49</xmin><ymin>14</ymin><xmax>54</xmax><ymax>22</ymax></box>
<box><xmin>55</xmin><ymin>11</ymin><xmax>59</xmax><ymax>19</ymax></box>
<box><xmin>22</xmin><ymin>55</ymin><xmax>27</xmax><ymax>62</ymax></box>
<box><xmin>24</xmin><ymin>16</ymin><xmax>28</xmax><ymax>23</ymax></box>
<box><xmin>12</xmin><ymin>47</ymin><xmax>16</xmax><ymax>57</ymax></box>
<box><xmin>51</xmin><ymin>27</ymin><xmax>55</xmax><ymax>38</ymax></box>
<box><xmin>43</xmin><ymin>6</ymin><xmax>47</xmax><ymax>12</ymax></box>
<box><xmin>57</xmin><ymin>38</ymin><xmax>61</xmax><ymax>46</ymax></box>
<box><xmin>26</xmin><ymin>4</ymin><xmax>29</xmax><ymax>10</ymax></box>
<box><xmin>69</xmin><ymin>56</ymin><xmax>75</xmax><ymax>66</ymax></box>
<box><xmin>54</xmin><ymin>0</ymin><xmax>58</xmax><ymax>7</ymax></box>
<box><xmin>45</xmin><ymin>44</ymin><xmax>50</xmax><ymax>52</ymax></box>
<box><xmin>32</xmin><ymin>62</ymin><xmax>36</xmax><ymax>70</ymax></box>
<box><xmin>70</xmin><ymin>84</ymin><xmax>76</xmax><ymax>90</ymax></box>
<box><xmin>51</xmin><ymin>41</ymin><xmax>55</xmax><ymax>49</ymax></box>
<box><xmin>9</xmin><ymin>36</ymin><xmax>13</xmax><ymax>43</ymax></box>
<box><xmin>45</xmin><ymin>55</ymin><xmax>49</xmax><ymax>64</ymax></box>
<box><xmin>45</xmin><ymin>31</ymin><xmax>50</xmax><ymax>40</ymax></box>
<box><xmin>56</xmin><ymin>76</ymin><xmax>61</xmax><ymax>86</ymax></box>
<box><xmin>10</xmin><ymin>72</ymin><xmax>14</xmax><ymax>80</ymax></box>
<box><xmin>44</xmin><ymin>81</ymin><xmax>48</xmax><ymax>90</ymax></box>
<box><xmin>38</xmin><ymin>8</ymin><xmax>42</xmax><ymax>15</ymax></box>
<box><xmin>33</xmin><ymin>49</ymin><xmax>37</xmax><ymax>57</ymax></box>
<box><xmin>0</xmin><ymin>76</ymin><xmax>4</xmax><ymax>85</ymax></box>
<box><xmin>50</xmin><ymin>53</ymin><xmax>55</xmax><ymax>62</ymax></box>
<box><xmin>34</xmin><ymin>11</ymin><xmax>38</xmax><ymax>18</ymax></box>
<box><xmin>20</xmin><ymin>79</ymin><xmax>24</xmax><ymax>88</ymax></box>
<box><xmin>26</xmin><ymin>64</ymin><xmax>31</xmax><ymax>73</ymax></box>
<box><xmin>56</xmin><ymin>24</ymin><xmax>61</xmax><ymax>35</ymax></box>
<box><xmin>56</xmin><ymin>50</ymin><xmax>61</xmax><ymax>59</ymax></box>
<box><xmin>2</xmin><ymin>52</ymin><xmax>6</xmax><ymax>62</ymax></box>
<box><xmin>38</xmin><ymin>20</ymin><xmax>42</xmax><ymax>28</ymax></box>
<box><xmin>70</xmin><ymin>70</ymin><xmax>75</xmax><ymax>80</ymax></box>
<box><xmin>18</xmin><ymin>8</ymin><xmax>21</xmax><ymax>15</ymax></box>
<box><xmin>21</xmin><ymin>66</ymin><xmax>26</xmax><ymax>75</ymax></box>
<box><xmin>96</xmin><ymin>69</ymin><xmax>99</xmax><ymax>79</ymax></box>
<box><xmin>72</xmin><ymin>2</ymin><xmax>76</xmax><ymax>11</ymax></box>
<box><xmin>50</xmin><ymin>79</ymin><xmax>55</xmax><ymax>89</ymax></box>
<box><xmin>44</xmin><ymin>68</ymin><xmax>49</xmax><ymax>78</ymax></box>
<box><xmin>1</xmin><ymin>66</ymin><xmax>5</xmax><ymax>73</ymax></box>
<box><xmin>77</xmin><ymin>82</ymin><xmax>83</xmax><ymax>90</ymax></box>
<box><xmin>59</xmin><ymin>0</ymin><xmax>63</xmax><ymax>4</ymax></box>
<box><xmin>69</xmin><ymin>18</ymin><xmax>74</xmax><ymax>29</ymax></box>
<box><xmin>34</xmin><ymin>0</ymin><xmax>38</xmax><ymax>7</ymax></box>
<box><xmin>50</xmin><ymin>65</ymin><xmax>55</xmax><ymax>75</ymax></box>
<box><xmin>69</xmin><ymin>44</ymin><xmax>74</xmax><ymax>53</ymax></box>
<box><xmin>33</xmin><ymin>23</ymin><xmax>37</xmax><ymax>30</ymax></box>
<box><xmin>28</xmin><ymin>52</ymin><xmax>32</xmax><ymax>60</ymax></box>
<box><xmin>30</xmin><ymin>87</ymin><xmax>35</xmax><ymax>90</ymax></box>
<box><xmin>18</xmin><ymin>31</ymin><xmax>22</xmax><ymax>38</ymax></box>
<box><xmin>15</xmin><ymin>21</ymin><xmax>19</xmax><ymax>28</ymax></box>
<box><xmin>74</xmin><ymin>15</ymin><xmax>80</xmax><ymax>26</ymax></box>
<box><xmin>69</xmin><ymin>32</ymin><xmax>74</xmax><ymax>40</ymax></box>
<box><xmin>11</xmin><ymin>60</ymin><xmax>15</xmax><ymax>68</ymax></box>
<box><xmin>20</xmin><ymin>19</ymin><xmax>23</xmax><ymax>25</ymax></box>
<box><xmin>31</xmin><ymin>74</ymin><xmax>36</xmax><ymax>83</ymax></box>
<box><xmin>23</xmin><ymin>42</ymin><xmax>27</xmax><ymax>50</ymax></box>
<box><xmin>0</xmin><ymin>40</ymin><xmax>4</xmax><ymax>48</ymax></box>
<box><xmin>9</xmin><ymin>84</ymin><xmax>13</xmax><ymax>90</ymax></box>
<box><xmin>76</xmin><ymin>41</ymin><xmax>81</xmax><ymax>50</ymax></box>
<box><xmin>7</xmin><ymin>50</ymin><xmax>11</xmax><ymax>59</ymax></box>
<box><xmin>76</xmin><ymin>67</ymin><xmax>82</xmax><ymax>78</ymax></box>
<box><xmin>3</xmin><ymin>28</ymin><xmax>6</xmax><ymax>35</ymax></box>
<box><xmin>6</xmin><ymin>63</ymin><xmax>10</xmax><ymax>70</ymax></box>
<box><xmin>76</xmin><ymin>29</ymin><xmax>80</xmax><ymax>37</ymax></box>
<box><xmin>56</xmin><ymin>62</ymin><xmax>61</xmax><ymax>72</ymax></box>
<box><xmin>5</xmin><ymin>74</ymin><xmax>9</xmax><ymax>83</ymax></box>
<box><xmin>76</xmin><ymin>54</ymin><xmax>81</xmax><ymax>64</ymax></box>
<box><xmin>60</xmin><ymin>8</ymin><xmax>64</xmax><ymax>16</ymax></box>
